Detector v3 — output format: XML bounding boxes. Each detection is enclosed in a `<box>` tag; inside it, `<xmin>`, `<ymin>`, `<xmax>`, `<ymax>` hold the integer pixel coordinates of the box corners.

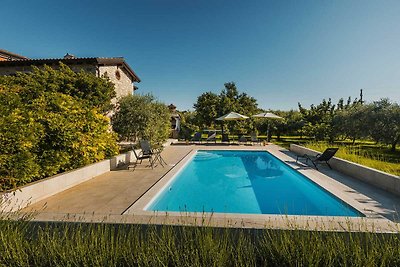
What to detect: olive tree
<box><xmin>333</xmin><ymin>103</ymin><xmax>369</xmax><ymax>144</ymax></box>
<box><xmin>367</xmin><ymin>99</ymin><xmax>400</xmax><ymax>151</ymax></box>
<box><xmin>111</xmin><ymin>94</ymin><xmax>171</xmax><ymax>145</ymax></box>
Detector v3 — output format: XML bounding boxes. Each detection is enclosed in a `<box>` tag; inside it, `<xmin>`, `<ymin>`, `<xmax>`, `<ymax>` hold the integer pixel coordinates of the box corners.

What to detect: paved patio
<box><xmin>24</xmin><ymin>145</ymin><xmax>194</xmax><ymax>215</ymax></box>
<box><xmin>22</xmin><ymin>143</ymin><xmax>400</xmax><ymax>231</ymax></box>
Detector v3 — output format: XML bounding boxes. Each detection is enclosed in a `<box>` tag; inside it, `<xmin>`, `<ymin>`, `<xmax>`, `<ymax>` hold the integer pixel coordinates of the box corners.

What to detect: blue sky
<box><xmin>2</xmin><ymin>0</ymin><xmax>400</xmax><ymax>111</ymax></box>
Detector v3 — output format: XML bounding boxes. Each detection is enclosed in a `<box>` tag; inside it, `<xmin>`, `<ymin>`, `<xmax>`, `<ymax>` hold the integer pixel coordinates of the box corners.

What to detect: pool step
<box><xmin>194</xmin><ymin>152</ymin><xmax>222</xmax><ymax>161</ymax></box>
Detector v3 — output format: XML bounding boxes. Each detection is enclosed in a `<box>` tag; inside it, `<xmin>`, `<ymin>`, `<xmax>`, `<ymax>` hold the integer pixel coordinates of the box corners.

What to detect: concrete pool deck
<box><xmin>20</xmin><ymin>144</ymin><xmax>400</xmax><ymax>232</ymax></box>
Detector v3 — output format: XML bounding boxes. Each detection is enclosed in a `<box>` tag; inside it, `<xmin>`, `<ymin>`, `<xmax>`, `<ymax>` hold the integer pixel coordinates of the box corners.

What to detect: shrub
<box><xmin>0</xmin><ymin>85</ymin><xmax>41</xmax><ymax>189</ymax></box>
<box><xmin>0</xmin><ymin>63</ymin><xmax>116</xmax><ymax>113</ymax></box>
<box><xmin>0</xmin><ymin>84</ymin><xmax>118</xmax><ymax>191</ymax></box>
<box><xmin>179</xmin><ymin>111</ymin><xmax>199</xmax><ymax>140</ymax></box>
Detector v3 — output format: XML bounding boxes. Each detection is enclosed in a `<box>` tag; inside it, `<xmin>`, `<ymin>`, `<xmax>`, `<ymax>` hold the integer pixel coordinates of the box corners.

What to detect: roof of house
<box><xmin>0</xmin><ymin>49</ymin><xmax>29</xmax><ymax>60</ymax></box>
<box><xmin>0</xmin><ymin>56</ymin><xmax>141</xmax><ymax>82</ymax></box>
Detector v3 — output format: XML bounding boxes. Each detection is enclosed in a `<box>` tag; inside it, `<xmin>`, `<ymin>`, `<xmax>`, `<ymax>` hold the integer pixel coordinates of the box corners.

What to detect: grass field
<box><xmin>273</xmin><ymin>136</ymin><xmax>400</xmax><ymax>176</ymax></box>
<box><xmin>0</xmin><ymin>219</ymin><xmax>399</xmax><ymax>266</ymax></box>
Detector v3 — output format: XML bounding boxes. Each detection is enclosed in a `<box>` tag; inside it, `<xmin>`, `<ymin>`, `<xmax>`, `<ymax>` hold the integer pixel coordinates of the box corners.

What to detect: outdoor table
<box><xmin>152</xmin><ymin>145</ymin><xmax>167</xmax><ymax>167</ymax></box>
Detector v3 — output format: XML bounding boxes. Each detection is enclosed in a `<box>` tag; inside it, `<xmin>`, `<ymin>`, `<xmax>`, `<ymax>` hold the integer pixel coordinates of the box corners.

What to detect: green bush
<box><xmin>0</xmin><ymin>83</ymin><xmax>118</xmax><ymax>191</ymax></box>
<box><xmin>0</xmin><ymin>63</ymin><xmax>116</xmax><ymax>113</ymax></box>
<box><xmin>0</xmin><ymin>85</ymin><xmax>41</xmax><ymax>189</ymax></box>
<box><xmin>179</xmin><ymin>111</ymin><xmax>199</xmax><ymax>140</ymax></box>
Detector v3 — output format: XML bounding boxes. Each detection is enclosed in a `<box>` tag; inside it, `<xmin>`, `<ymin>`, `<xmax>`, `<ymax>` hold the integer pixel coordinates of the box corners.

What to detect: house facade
<box><xmin>0</xmin><ymin>50</ymin><xmax>140</xmax><ymax>103</ymax></box>
<box><xmin>168</xmin><ymin>104</ymin><xmax>181</xmax><ymax>138</ymax></box>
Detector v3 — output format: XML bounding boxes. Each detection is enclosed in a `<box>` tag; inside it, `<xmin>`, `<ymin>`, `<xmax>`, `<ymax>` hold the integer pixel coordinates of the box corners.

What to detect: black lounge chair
<box><xmin>221</xmin><ymin>134</ymin><xmax>231</xmax><ymax>144</ymax></box>
<box><xmin>250</xmin><ymin>133</ymin><xmax>260</xmax><ymax>145</ymax></box>
<box><xmin>128</xmin><ymin>146</ymin><xmax>155</xmax><ymax>170</ymax></box>
<box><xmin>191</xmin><ymin>132</ymin><xmax>202</xmax><ymax>144</ymax></box>
<box><xmin>296</xmin><ymin>148</ymin><xmax>339</xmax><ymax>170</ymax></box>
<box><xmin>238</xmin><ymin>135</ymin><xmax>248</xmax><ymax>145</ymax></box>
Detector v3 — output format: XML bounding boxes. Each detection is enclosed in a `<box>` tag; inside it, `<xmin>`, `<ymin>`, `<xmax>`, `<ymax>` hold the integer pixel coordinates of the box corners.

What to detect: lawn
<box><xmin>273</xmin><ymin>136</ymin><xmax>400</xmax><ymax>176</ymax></box>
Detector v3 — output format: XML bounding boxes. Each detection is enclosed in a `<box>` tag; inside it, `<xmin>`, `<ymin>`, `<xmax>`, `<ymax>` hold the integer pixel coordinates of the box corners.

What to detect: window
<box><xmin>115</xmin><ymin>70</ymin><xmax>121</xmax><ymax>80</ymax></box>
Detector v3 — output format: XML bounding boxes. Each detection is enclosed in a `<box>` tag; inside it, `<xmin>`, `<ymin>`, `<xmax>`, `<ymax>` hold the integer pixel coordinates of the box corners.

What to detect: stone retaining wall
<box><xmin>290</xmin><ymin>144</ymin><xmax>400</xmax><ymax>197</ymax></box>
<box><xmin>1</xmin><ymin>150</ymin><xmax>139</xmax><ymax>212</ymax></box>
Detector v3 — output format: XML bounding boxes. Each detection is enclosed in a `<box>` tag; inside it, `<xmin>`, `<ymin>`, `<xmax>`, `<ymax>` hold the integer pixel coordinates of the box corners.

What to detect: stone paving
<box><xmin>24</xmin><ymin>145</ymin><xmax>193</xmax><ymax>215</ymax></box>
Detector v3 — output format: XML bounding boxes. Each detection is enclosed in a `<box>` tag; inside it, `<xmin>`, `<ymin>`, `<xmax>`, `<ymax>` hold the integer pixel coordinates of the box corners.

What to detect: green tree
<box><xmin>333</xmin><ymin>103</ymin><xmax>369</xmax><ymax>144</ymax></box>
<box><xmin>193</xmin><ymin>82</ymin><xmax>258</xmax><ymax>133</ymax></box>
<box><xmin>298</xmin><ymin>99</ymin><xmax>336</xmax><ymax>141</ymax></box>
<box><xmin>255</xmin><ymin>110</ymin><xmax>304</xmax><ymax>141</ymax></box>
<box><xmin>367</xmin><ymin>99</ymin><xmax>400</xmax><ymax>151</ymax></box>
<box><xmin>193</xmin><ymin>92</ymin><xmax>219</xmax><ymax>128</ymax></box>
<box><xmin>179</xmin><ymin>111</ymin><xmax>199</xmax><ymax>140</ymax></box>
<box><xmin>0</xmin><ymin>63</ymin><xmax>116</xmax><ymax>113</ymax></box>
<box><xmin>111</xmin><ymin>94</ymin><xmax>171</xmax><ymax>145</ymax></box>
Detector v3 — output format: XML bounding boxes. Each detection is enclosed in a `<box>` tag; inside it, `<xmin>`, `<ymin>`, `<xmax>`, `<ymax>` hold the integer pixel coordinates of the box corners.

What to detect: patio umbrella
<box><xmin>252</xmin><ymin>112</ymin><xmax>283</xmax><ymax>142</ymax></box>
<box><xmin>216</xmin><ymin>112</ymin><xmax>249</xmax><ymax>121</ymax></box>
<box><xmin>216</xmin><ymin>112</ymin><xmax>249</xmax><ymax>135</ymax></box>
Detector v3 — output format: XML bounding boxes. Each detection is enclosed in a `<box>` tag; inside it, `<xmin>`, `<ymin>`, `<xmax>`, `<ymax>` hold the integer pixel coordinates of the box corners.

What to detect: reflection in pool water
<box><xmin>147</xmin><ymin>150</ymin><xmax>362</xmax><ymax>217</ymax></box>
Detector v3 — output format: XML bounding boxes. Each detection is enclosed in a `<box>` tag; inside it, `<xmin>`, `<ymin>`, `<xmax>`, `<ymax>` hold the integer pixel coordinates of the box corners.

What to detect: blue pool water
<box><xmin>147</xmin><ymin>150</ymin><xmax>363</xmax><ymax>217</ymax></box>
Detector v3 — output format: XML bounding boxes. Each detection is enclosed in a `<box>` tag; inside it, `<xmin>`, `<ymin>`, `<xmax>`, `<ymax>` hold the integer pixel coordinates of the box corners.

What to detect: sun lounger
<box><xmin>221</xmin><ymin>134</ymin><xmax>231</xmax><ymax>144</ymax></box>
<box><xmin>250</xmin><ymin>133</ymin><xmax>260</xmax><ymax>145</ymax></box>
<box><xmin>296</xmin><ymin>148</ymin><xmax>339</xmax><ymax>170</ymax></box>
<box><xmin>191</xmin><ymin>132</ymin><xmax>202</xmax><ymax>144</ymax></box>
<box><xmin>206</xmin><ymin>132</ymin><xmax>217</xmax><ymax>143</ymax></box>
<box><xmin>238</xmin><ymin>135</ymin><xmax>248</xmax><ymax>145</ymax></box>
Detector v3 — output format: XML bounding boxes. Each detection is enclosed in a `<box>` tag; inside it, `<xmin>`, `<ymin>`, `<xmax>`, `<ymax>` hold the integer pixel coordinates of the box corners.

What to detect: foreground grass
<box><xmin>303</xmin><ymin>142</ymin><xmax>400</xmax><ymax>176</ymax></box>
<box><xmin>1</xmin><ymin>220</ymin><xmax>400</xmax><ymax>266</ymax></box>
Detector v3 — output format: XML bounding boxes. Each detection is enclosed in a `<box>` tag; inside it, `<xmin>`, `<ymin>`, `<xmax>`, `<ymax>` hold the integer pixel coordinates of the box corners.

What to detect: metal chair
<box><xmin>128</xmin><ymin>146</ymin><xmax>155</xmax><ymax>170</ymax></box>
<box><xmin>139</xmin><ymin>140</ymin><xmax>167</xmax><ymax>167</ymax></box>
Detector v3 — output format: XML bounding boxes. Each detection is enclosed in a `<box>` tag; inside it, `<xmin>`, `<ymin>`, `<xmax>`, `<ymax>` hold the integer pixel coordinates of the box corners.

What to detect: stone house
<box><xmin>0</xmin><ymin>50</ymin><xmax>140</xmax><ymax>103</ymax></box>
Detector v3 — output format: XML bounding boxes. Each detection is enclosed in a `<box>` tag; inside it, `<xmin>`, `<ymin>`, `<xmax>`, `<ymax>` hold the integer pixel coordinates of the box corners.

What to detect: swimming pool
<box><xmin>146</xmin><ymin>150</ymin><xmax>363</xmax><ymax>217</ymax></box>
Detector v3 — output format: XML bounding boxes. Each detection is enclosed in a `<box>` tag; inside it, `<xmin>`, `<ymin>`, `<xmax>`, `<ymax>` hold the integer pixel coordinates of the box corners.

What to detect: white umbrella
<box><xmin>252</xmin><ymin>112</ymin><xmax>283</xmax><ymax>142</ymax></box>
<box><xmin>252</xmin><ymin>112</ymin><xmax>283</xmax><ymax>120</ymax></box>
<box><xmin>216</xmin><ymin>112</ymin><xmax>249</xmax><ymax>136</ymax></box>
<box><xmin>216</xmin><ymin>112</ymin><xmax>249</xmax><ymax>121</ymax></box>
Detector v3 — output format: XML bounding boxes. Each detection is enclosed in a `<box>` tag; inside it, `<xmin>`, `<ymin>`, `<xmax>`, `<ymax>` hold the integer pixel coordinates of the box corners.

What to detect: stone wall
<box><xmin>290</xmin><ymin>144</ymin><xmax>400</xmax><ymax>197</ymax></box>
<box><xmin>0</xmin><ymin>152</ymin><xmax>133</xmax><ymax>212</ymax></box>
<box><xmin>98</xmin><ymin>65</ymin><xmax>134</xmax><ymax>104</ymax></box>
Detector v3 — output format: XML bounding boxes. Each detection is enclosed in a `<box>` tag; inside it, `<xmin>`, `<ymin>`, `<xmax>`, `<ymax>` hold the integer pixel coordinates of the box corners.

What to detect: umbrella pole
<box><xmin>267</xmin><ymin>121</ymin><xmax>270</xmax><ymax>142</ymax></box>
